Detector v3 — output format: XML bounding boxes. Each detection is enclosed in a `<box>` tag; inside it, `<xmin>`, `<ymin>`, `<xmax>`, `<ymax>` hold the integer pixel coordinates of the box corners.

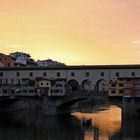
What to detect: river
<box><xmin>0</xmin><ymin>105</ymin><xmax>140</xmax><ymax>140</ymax></box>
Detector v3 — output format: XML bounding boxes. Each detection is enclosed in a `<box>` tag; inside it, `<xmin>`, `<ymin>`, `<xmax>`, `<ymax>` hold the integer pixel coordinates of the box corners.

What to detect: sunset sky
<box><xmin>0</xmin><ymin>0</ymin><xmax>140</xmax><ymax>65</ymax></box>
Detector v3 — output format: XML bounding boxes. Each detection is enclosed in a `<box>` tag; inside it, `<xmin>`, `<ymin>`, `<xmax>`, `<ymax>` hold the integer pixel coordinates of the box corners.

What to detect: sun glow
<box><xmin>0</xmin><ymin>0</ymin><xmax>140</xmax><ymax>65</ymax></box>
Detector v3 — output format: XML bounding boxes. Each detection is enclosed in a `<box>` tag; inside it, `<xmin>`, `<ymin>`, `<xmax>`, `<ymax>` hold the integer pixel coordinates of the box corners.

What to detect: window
<box><xmin>111</xmin><ymin>83</ymin><xmax>116</xmax><ymax>87</ymax></box>
<box><xmin>18</xmin><ymin>79</ymin><xmax>20</xmax><ymax>84</ymax></box>
<box><xmin>116</xmin><ymin>72</ymin><xmax>119</xmax><ymax>77</ymax></box>
<box><xmin>23</xmin><ymin>84</ymin><xmax>27</xmax><ymax>87</ymax></box>
<box><xmin>23</xmin><ymin>90</ymin><xmax>27</xmax><ymax>93</ymax></box>
<box><xmin>0</xmin><ymin>72</ymin><xmax>3</xmax><ymax>77</ymax></box>
<box><xmin>17</xmin><ymin>72</ymin><xmax>20</xmax><ymax>77</ymax></box>
<box><xmin>28</xmin><ymin>80</ymin><xmax>34</xmax><ymax>86</ymax></box>
<box><xmin>43</xmin><ymin>72</ymin><xmax>47</xmax><ymax>77</ymax></box>
<box><xmin>29</xmin><ymin>72</ymin><xmax>33</xmax><ymax>77</ymax></box>
<box><xmin>111</xmin><ymin>90</ymin><xmax>116</xmax><ymax>94</ymax></box>
<box><xmin>8</xmin><ymin>63</ymin><xmax>10</xmax><ymax>67</ymax></box>
<box><xmin>15</xmin><ymin>89</ymin><xmax>20</xmax><ymax>93</ymax></box>
<box><xmin>85</xmin><ymin>72</ymin><xmax>89</xmax><ymax>77</ymax></box>
<box><xmin>56</xmin><ymin>84</ymin><xmax>62</xmax><ymax>87</ymax></box>
<box><xmin>11</xmin><ymin>90</ymin><xmax>15</xmax><ymax>94</ymax></box>
<box><xmin>119</xmin><ymin>84</ymin><xmax>124</xmax><ymax>87</ymax></box>
<box><xmin>2</xmin><ymin>89</ymin><xmax>7</xmax><ymax>94</ymax></box>
<box><xmin>57</xmin><ymin>72</ymin><xmax>61</xmax><ymax>77</ymax></box>
<box><xmin>131</xmin><ymin>72</ymin><xmax>135</xmax><ymax>77</ymax></box>
<box><xmin>6</xmin><ymin>79</ymin><xmax>8</xmax><ymax>84</ymax></box>
<box><xmin>29</xmin><ymin>90</ymin><xmax>34</xmax><ymax>93</ymax></box>
<box><xmin>119</xmin><ymin>78</ymin><xmax>123</xmax><ymax>81</ymax></box>
<box><xmin>100</xmin><ymin>72</ymin><xmax>104</xmax><ymax>77</ymax></box>
<box><xmin>11</xmin><ymin>79</ymin><xmax>14</xmax><ymax>84</ymax></box>
<box><xmin>119</xmin><ymin>90</ymin><xmax>124</xmax><ymax>94</ymax></box>
<box><xmin>0</xmin><ymin>79</ymin><xmax>2</xmax><ymax>84</ymax></box>
<box><xmin>71</xmin><ymin>72</ymin><xmax>75</xmax><ymax>77</ymax></box>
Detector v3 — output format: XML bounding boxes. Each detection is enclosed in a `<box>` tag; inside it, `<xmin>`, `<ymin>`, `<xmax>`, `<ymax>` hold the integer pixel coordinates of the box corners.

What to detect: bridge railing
<box><xmin>55</xmin><ymin>91</ymin><xmax>89</xmax><ymax>105</ymax></box>
<box><xmin>55</xmin><ymin>90</ymin><xmax>109</xmax><ymax>107</ymax></box>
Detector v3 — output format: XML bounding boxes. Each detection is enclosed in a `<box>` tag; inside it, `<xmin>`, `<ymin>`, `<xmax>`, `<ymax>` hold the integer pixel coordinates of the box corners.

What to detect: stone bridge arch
<box><xmin>109</xmin><ymin>97</ymin><xmax>123</xmax><ymax>109</ymax></box>
<box><xmin>67</xmin><ymin>79</ymin><xmax>79</xmax><ymax>93</ymax></box>
<box><xmin>81</xmin><ymin>79</ymin><xmax>91</xmax><ymax>91</ymax></box>
<box><xmin>96</xmin><ymin>79</ymin><xmax>108</xmax><ymax>93</ymax></box>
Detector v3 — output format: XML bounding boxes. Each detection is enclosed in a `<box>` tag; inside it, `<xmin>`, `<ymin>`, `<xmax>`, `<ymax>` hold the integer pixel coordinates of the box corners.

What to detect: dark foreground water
<box><xmin>0</xmin><ymin>106</ymin><xmax>140</xmax><ymax>140</ymax></box>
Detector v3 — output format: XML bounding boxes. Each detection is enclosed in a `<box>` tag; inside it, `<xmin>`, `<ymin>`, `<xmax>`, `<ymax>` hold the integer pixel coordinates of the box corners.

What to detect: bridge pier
<box><xmin>109</xmin><ymin>96</ymin><xmax>139</xmax><ymax>118</ymax></box>
<box><xmin>41</xmin><ymin>97</ymin><xmax>58</xmax><ymax>115</ymax></box>
<box><xmin>122</xmin><ymin>97</ymin><xmax>137</xmax><ymax>117</ymax></box>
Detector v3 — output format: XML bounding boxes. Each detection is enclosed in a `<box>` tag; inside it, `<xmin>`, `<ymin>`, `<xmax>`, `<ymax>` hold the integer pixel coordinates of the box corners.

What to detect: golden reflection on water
<box><xmin>84</xmin><ymin>134</ymin><xmax>109</xmax><ymax>140</ymax></box>
<box><xmin>71</xmin><ymin>105</ymin><xmax>121</xmax><ymax>140</ymax></box>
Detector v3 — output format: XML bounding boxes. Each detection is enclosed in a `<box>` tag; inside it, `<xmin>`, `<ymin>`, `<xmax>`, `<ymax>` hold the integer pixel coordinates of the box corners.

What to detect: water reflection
<box><xmin>0</xmin><ymin>105</ymin><xmax>140</xmax><ymax>140</ymax></box>
<box><xmin>0</xmin><ymin>111</ymin><xmax>84</xmax><ymax>140</ymax></box>
<box><xmin>72</xmin><ymin>105</ymin><xmax>121</xmax><ymax>140</ymax></box>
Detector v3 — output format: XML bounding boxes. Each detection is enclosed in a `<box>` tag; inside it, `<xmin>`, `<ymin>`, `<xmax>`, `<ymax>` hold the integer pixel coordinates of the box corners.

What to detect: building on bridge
<box><xmin>35</xmin><ymin>77</ymin><xmax>66</xmax><ymax>97</ymax></box>
<box><xmin>0</xmin><ymin>77</ymin><xmax>66</xmax><ymax>97</ymax></box>
<box><xmin>0</xmin><ymin>65</ymin><xmax>140</xmax><ymax>96</ymax></box>
<box><xmin>109</xmin><ymin>78</ymin><xmax>124</xmax><ymax>97</ymax></box>
<box><xmin>109</xmin><ymin>77</ymin><xmax>140</xmax><ymax>97</ymax></box>
<box><xmin>123</xmin><ymin>77</ymin><xmax>140</xmax><ymax>97</ymax></box>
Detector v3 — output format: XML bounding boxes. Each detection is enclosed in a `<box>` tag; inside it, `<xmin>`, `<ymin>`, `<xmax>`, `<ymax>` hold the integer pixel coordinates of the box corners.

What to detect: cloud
<box><xmin>132</xmin><ymin>40</ymin><xmax>140</xmax><ymax>45</ymax></box>
<box><xmin>6</xmin><ymin>44</ymin><xmax>24</xmax><ymax>48</ymax></box>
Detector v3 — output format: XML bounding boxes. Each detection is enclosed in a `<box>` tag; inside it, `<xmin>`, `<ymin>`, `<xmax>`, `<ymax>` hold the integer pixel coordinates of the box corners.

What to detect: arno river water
<box><xmin>0</xmin><ymin>105</ymin><xmax>140</xmax><ymax>140</ymax></box>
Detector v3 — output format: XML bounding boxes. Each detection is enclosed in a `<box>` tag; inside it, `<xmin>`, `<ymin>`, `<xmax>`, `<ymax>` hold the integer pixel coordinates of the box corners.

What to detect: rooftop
<box><xmin>1</xmin><ymin>64</ymin><xmax>140</xmax><ymax>70</ymax></box>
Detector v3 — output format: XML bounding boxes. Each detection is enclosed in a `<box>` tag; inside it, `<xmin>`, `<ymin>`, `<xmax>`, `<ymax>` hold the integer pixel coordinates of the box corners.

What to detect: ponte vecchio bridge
<box><xmin>0</xmin><ymin>65</ymin><xmax>140</xmax><ymax>91</ymax></box>
<box><xmin>0</xmin><ymin>65</ymin><xmax>140</xmax><ymax>116</ymax></box>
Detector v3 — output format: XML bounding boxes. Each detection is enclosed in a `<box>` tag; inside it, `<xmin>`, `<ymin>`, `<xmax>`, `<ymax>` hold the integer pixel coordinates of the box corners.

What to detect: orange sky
<box><xmin>0</xmin><ymin>0</ymin><xmax>140</xmax><ymax>65</ymax></box>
